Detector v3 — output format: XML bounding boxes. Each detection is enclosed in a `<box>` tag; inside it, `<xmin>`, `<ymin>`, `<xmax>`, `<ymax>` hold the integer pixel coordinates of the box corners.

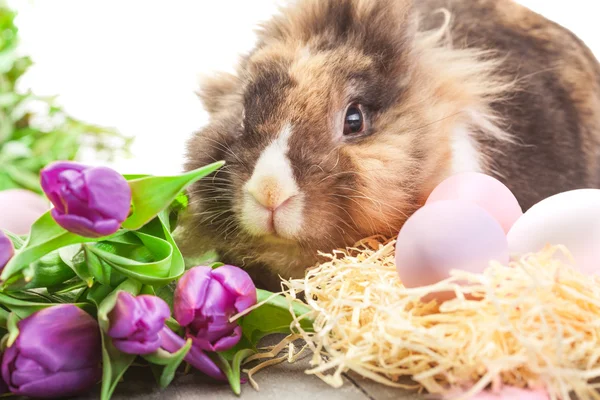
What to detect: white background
<box><xmin>7</xmin><ymin>1</ymin><xmax>600</xmax><ymax>175</ymax></box>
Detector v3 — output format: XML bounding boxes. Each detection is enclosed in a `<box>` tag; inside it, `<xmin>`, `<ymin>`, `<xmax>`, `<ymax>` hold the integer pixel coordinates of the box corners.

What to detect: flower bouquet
<box><xmin>0</xmin><ymin>160</ymin><xmax>312</xmax><ymax>399</ymax></box>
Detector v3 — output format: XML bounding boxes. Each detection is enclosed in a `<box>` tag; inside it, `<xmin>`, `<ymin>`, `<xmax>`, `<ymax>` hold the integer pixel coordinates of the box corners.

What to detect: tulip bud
<box><xmin>0</xmin><ymin>231</ymin><xmax>13</xmax><ymax>271</ymax></box>
<box><xmin>40</xmin><ymin>161</ymin><xmax>131</xmax><ymax>238</ymax></box>
<box><xmin>108</xmin><ymin>292</ymin><xmax>170</xmax><ymax>355</ymax></box>
<box><xmin>1</xmin><ymin>305</ymin><xmax>101</xmax><ymax>398</ymax></box>
<box><xmin>174</xmin><ymin>265</ymin><xmax>257</xmax><ymax>352</ymax></box>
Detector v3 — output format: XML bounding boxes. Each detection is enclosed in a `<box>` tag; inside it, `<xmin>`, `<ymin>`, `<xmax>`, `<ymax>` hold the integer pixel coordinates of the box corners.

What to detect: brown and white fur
<box><xmin>177</xmin><ymin>0</ymin><xmax>600</xmax><ymax>290</ymax></box>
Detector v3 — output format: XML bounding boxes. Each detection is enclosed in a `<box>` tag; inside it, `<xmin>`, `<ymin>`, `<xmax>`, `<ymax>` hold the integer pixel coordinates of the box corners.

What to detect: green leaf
<box><xmin>6</xmin><ymin>312</ymin><xmax>19</xmax><ymax>347</ymax></box>
<box><xmin>123</xmin><ymin>174</ymin><xmax>150</xmax><ymax>181</ymax></box>
<box><xmin>0</xmin><ymin>308</ymin><xmax>9</xmax><ymax>329</ymax></box>
<box><xmin>86</xmin><ymin>284</ymin><xmax>114</xmax><ymax>308</ymax></box>
<box><xmin>143</xmin><ymin>339</ymin><xmax>192</xmax><ymax>389</ymax></box>
<box><xmin>84</xmin><ymin>245</ymin><xmax>112</xmax><ymax>286</ymax></box>
<box><xmin>122</xmin><ymin>161</ymin><xmax>224</xmax><ymax>230</ymax></box>
<box><xmin>7</xmin><ymin>290</ymin><xmax>62</xmax><ymax>304</ymax></box>
<box><xmin>165</xmin><ymin>317</ymin><xmax>181</xmax><ymax>333</ymax></box>
<box><xmin>4</xmin><ymin>164</ymin><xmax>41</xmax><ymax>192</ymax></box>
<box><xmin>0</xmin><ymin>212</ymin><xmax>118</xmax><ymax>282</ymax></box>
<box><xmin>240</xmin><ymin>289</ymin><xmax>314</xmax><ymax>345</ymax></box>
<box><xmin>82</xmin><ymin>215</ymin><xmax>186</xmax><ymax>287</ymax></box>
<box><xmin>99</xmin><ymin>331</ymin><xmax>136</xmax><ymax>400</ymax></box>
<box><xmin>0</xmin><ymin>292</ymin><xmax>93</xmax><ymax>319</ymax></box>
<box><xmin>59</xmin><ymin>244</ymin><xmax>94</xmax><ymax>287</ymax></box>
<box><xmin>183</xmin><ymin>249</ymin><xmax>220</xmax><ymax>269</ymax></box>
<box><xmin>232</xmin><ymin>348</ymin><xmax>255</xmax><ymax>379</ymax></box>
<box><xmin>155</xmin><ymin>284</ymin><xmax>175</xmax><ymax>311</ymax></box>
<box><xmin>3</xmin><ymin>251</ymin><xmax>76</xmax><ymax>290</ymax></box>
<box><xmin>91</xmin><ymin>279</ymin><xmax>142</xmax><ymax>400</ymax></box>
<box><xmin>6</xmin><ymin>56</ymin><xmax>32</xmax><ymax>84</ymax></box>
<box><xmin>167</xmin><ymin>192</ymin><xmax>189</xmax><ymax>232</ymax></box>
<box><xmin>47</xmin><ymin>278</ymin><xmax>87</xmax><ymax>295</ymax></box>
<box><xmin>2</xmin><ymin>229</ymin><xmax>24</xmax><ymax>250</ymax></box>
<box><xmin>213</xmin><ymin>350</ymin><xmax>254</xmax><ymax>396</ymax></box>
<box><xmin>86</xmin><ymin>231</ymin><xmax>176</xmax><ymax>286</ymax></box>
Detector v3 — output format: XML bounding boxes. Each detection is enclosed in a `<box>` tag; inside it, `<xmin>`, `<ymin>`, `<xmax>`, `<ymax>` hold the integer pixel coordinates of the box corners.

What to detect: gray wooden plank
<box><xmin>344</xmin><ymin>372</ymin><xmax>425</xmax><ymax>400</ymax></box>
<box><xmin>75</xmin><ymin>358</ymin><xmax>371</xmax><ymax>400</ymax></box>
<box><xmin>69</xmin><ymin>335</ymin><xmax>423</xmax><ymax>399</ymax></box>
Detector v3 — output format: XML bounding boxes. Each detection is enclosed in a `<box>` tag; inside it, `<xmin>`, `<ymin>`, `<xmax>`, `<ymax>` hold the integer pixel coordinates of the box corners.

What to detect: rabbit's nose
<box><xmin>246</xmin><ymin>177</ymin><xmax>296</xmax><ymax>211</ymax></box>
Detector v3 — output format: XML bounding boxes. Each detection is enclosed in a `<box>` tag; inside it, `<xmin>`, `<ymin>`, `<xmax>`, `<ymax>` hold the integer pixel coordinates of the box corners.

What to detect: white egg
<box><xmin>507</xmin><ymin>189</ymin><xmax>600</xmax><ymax>275</ymax></box>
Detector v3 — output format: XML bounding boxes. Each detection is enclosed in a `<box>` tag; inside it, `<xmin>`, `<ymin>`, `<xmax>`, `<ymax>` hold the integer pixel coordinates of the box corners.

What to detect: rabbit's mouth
<box><xmin>239</xmin><ymin>189</ymin><xmax>306</xmax><ymax>241</ymax></box>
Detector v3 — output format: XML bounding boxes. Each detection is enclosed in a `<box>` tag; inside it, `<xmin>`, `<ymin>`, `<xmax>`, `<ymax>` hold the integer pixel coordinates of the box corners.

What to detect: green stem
<box><xmin>0</xmin><ymin>308</ymin><xmax>9</xmax><ymax>329</ymax></box>
<box><xmin>215</xmin><ymin>353</ymin><xmax>239</xmax><ymax>396</ymax></box>
<box><xmin>214</xmin><ymin>349</ymin><xmax>256</xmax><ymax>396</ymax></box>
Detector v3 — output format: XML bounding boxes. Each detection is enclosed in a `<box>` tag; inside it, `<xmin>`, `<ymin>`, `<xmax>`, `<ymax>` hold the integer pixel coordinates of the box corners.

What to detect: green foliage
<box><xmin>0</xmin><ymin>161</ymin><xmax>316</xmax><ymax>398</ymax></box>
<box><xmin>0</xmin><ymin>1</ymin><xmax>132</xmax><ymax>193</ymax></box>
<box><xmin>0</xmin><ymin>4</ymin><xmax>316</xmax><ymax>397</ymax></box>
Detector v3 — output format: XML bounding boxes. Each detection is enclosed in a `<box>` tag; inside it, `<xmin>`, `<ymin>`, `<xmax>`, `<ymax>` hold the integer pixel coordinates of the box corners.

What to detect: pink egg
<box><xmin>0</xmin><ymin>189</ymin><xmax>50</xmax><ymax>235</ymax></box>
<box><xmin>395</xmin><ymin>200</ymin><xmax>509</xmax><ymax>291</ymax></box>
<box><xmin>453</xmin><ymin>387</ymin><xmax>549</xmax><ymax>400</ymax></box>
<box><xmin>426</xmin><ymin>172</ymin><xmax>522</xmax><ymax>234</ymax></box>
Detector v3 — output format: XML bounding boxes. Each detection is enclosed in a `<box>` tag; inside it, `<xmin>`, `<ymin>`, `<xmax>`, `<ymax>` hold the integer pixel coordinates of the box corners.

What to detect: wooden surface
<box><xmin>73</xmin><ymin>335</ymin><xmax>425</xmax><ymax>400</ymax></box>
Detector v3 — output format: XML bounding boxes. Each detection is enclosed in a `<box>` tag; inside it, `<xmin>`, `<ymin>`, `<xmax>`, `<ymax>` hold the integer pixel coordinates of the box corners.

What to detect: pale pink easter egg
<box><xmin>507</xmin><ymin>189</ymin><xmax>600</xmax><ymax>275</ymax></box>
<box><xmin>395</xmin><ymin>200</ymin><xmax>509</xmax><ymax>291</ymax></box>
<box><xmin>426</xmin><ymin>172</ymin><xmax>522</xmax><ymax>234</ymax></box>
<box><xmin>457</xmin><ymin>387</ymin><xmax>549</xmax><ymax>400</ymax></box>
<box><xmin>0</xmin><ymin>189</ymin><xmax>50</xmax><ymax>235</ymax></box>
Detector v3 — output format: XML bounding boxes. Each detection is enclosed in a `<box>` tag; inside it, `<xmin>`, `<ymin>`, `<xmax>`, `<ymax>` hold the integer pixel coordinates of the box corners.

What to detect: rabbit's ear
<box><xmin>197</xmin><ymin>71</ymin><xmax>242</xmax><ymax>116</ymax></box>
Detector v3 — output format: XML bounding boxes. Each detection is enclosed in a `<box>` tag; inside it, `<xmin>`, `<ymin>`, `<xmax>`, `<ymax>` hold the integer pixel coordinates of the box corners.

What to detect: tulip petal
<box><xmin>11</xmin><ymin>357</ymin><xmax>49</xmax><ymax>387</ymax></box>
<box><xmin>52</xmin><ymin>210</ymin><xmax>120</xmax><ymax>238</ymax></box>
<box><xmin>1</xmin><ymin>345</ymin><xmax>18</xmax><ymax>391</ymax></box>
<box><xmin>201</xmin><ymin>278</ymin><xmax>235</xmax><ymax>320</ymax></box>
<box><xmin>107</xmin><ymin>292</ymin><xmax>141</xmax><ymax>338</ymax></box>
<box><xmin>40</xmin><ymin>162</ymin><xmax>87</xmax><ymax>199</ymax></box>
<box><xmin>15</xmin><ymin>305</ymin><xmax>101</xmax><ymax>372</ymax></box>
<box><xmin>190</xmin><ymin>325</ymin><xmax>242</xmax><ymax>352</ymax></box>
<box><xmin>113</xmin><ymin>336</ymin><xmax>162</xmax><ymax>355</ymax></box>
<box><xmin>159</xmin><ymin>327</ymin><xmax>225</xmax><ymax>380</ymax></box>
<box><xmin>192</xmin><ymin>314</ymin><xmax>235</xmax><ymax>344</ymax></box>
<box><xmin>83</xmin><ymin>167</ymin><xmax>132</xmax><ymax>222</ymax></box>
<box><xmin>213</xmin><ymin>325</ymin><xmax>243</xmax><ymax>352</ymax></box>
<box><xmin>108</xmin><ymin>293</ymin><xmax>170</xmax><ymax>355</ymax></box>
<box><xmin>212</xmin><ymin>265</ymin><xmax>257</xmax><ymax>312</ymax></box>
<box><xmin>174</xmin><ymin>266</ymin><xmax>212</xmax><ymax>327</ymax></box>
<box><xmin>58</xmin><ymin>169</ymin><xmax>88</xmax><ymax>202</ymax></box>
<box><xmin>137</xmin><ymin>295</ymin><xmax>171</xmax><ymax>334</ymax></box>
<box><xmin>40</xmin><ymin>162</ymin><xmax>87</xmax><ymax>215</ymax></box>
<box><xmin>13</xmin><ymin>367</ymin><xmax>101</xmax><ymax>398</ymax></box>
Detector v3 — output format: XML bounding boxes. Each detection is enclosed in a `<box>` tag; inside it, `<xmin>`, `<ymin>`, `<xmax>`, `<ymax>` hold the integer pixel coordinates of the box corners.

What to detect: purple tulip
<box><xmin>1</xmin><ymin>305</ymin><xmax>101</xmax><ymax>398</ymax></box>
<box><xmin>174</xmin><ymin>265</ymin><xmax>257</xmax><ymax>352</ymax></box>
<box><xmin>159</xmin><ymin>327</ymin><xmax>225</xmax><ymax>380</ymax></box>
<box><xmin>108</xmin><ymin>292</ymin><xmax>170</xmax><ymax>355</ymax></box>
<box><xmin>0</xmin><ymin>231</ymin><xmax>13</xmax><ymax>271</ymax></box>
<box><xmin>40</xmin><ymin>161</ymin><xmax>131</xmax><ymax>238</ymax></box>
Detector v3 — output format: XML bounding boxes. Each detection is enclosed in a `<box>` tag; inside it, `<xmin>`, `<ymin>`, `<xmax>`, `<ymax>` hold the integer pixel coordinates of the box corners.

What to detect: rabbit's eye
<box><xmin>343</xmin><ymin>104</ymin><xmax>365</xmax><ymax>136</ymax></box>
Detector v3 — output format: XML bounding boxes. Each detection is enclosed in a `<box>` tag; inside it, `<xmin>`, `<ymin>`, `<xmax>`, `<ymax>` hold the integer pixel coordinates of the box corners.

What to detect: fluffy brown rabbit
<box><xmin>177</xmin><ymin>0</ymin><xmax>600</xmax><ymax>290</ymax></box>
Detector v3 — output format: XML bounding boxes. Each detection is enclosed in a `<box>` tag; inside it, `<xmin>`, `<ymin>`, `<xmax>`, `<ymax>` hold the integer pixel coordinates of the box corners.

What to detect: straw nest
<box><xmin>268</xmin><ymin>237</ymin><xmax>600</xmax><ymax>400</ymax></box>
